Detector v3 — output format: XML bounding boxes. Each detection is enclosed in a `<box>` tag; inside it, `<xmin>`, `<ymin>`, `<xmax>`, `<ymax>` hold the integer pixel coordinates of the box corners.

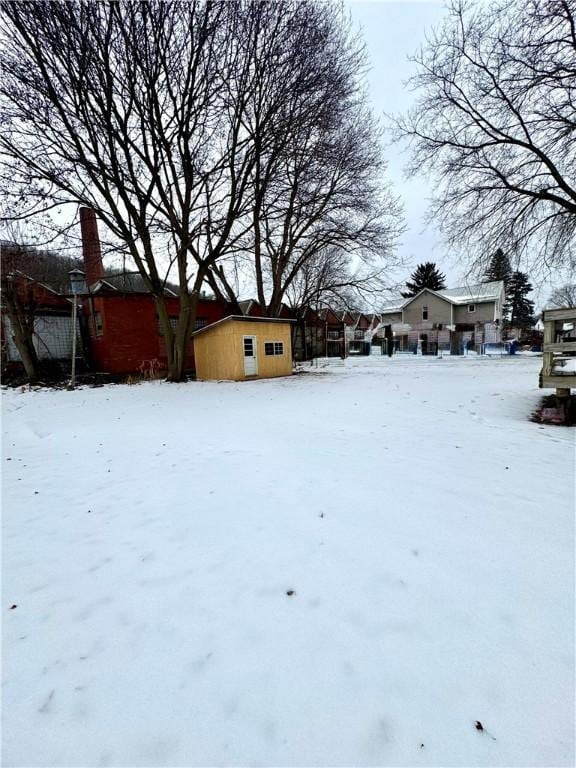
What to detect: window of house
<box><xmin>422</xmin><ymin>306</ymin><xmax>428</xmax><ymax>321</ymax></box>
<box><xmin>93</xmin><ymin>311</ymin><xmax>103</xmax><ymax>337</ymax></box>
<box><xmin>158</xmin><ymin>316</ymin><xmax>208</xmax><ymax>335</ymax></box>
<box><xmin>468</xmin><ymin>304</ymin><xmax>476</xmax><ymax>313</ymax></box>
<box><xmin>157</xmin><ymin>316</ymin><xmax>178</xmax><ymax>336</ymax></box>
<box><xmin>264</xmin><ymin>341</ymin><xmax>284</xmax><ymax>356</ymax></box>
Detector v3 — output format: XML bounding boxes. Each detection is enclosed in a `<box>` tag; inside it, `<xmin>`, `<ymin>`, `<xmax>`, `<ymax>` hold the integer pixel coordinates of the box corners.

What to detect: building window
<box><xmin>158</xmin><ymin>316</ymin><xmax>208</xmax><ymax>335</ymax></box>
<box><xmin>157</xmin><ymin>316</ymin><xmax>178</xmax><ymax>336</ymax></box>
<box><xmin>422</xmin><ymin>306</ymin><xmax>428</xmax><ymax>321</ymax></box>
<box><xmin>265</xmin><ymin>341</ymin><xmax>284</xmax><ymax>356</ymax></box>
<box><xmin>468</xmin><ymin>304</ymin><xmax>475</xmax><ymax>313</ymax></box>
<box><xmin>93</xmin><ymin>311</ymin><xmax>103</xmax><ymax>337</ymax></box>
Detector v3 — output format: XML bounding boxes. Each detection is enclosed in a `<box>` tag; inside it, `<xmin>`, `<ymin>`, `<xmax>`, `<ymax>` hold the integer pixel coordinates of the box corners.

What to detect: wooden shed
<box><xmin>192</xmin><ymin>315</ymin><xmax>293</xmax><ymax>381</ymax></box>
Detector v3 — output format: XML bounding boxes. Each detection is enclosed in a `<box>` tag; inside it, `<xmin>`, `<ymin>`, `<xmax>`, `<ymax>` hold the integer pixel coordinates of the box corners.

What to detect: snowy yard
<box><xmin>2</xmin><ymin>355</ymin><xmax>574</xmax><ymax>767</ymax></box>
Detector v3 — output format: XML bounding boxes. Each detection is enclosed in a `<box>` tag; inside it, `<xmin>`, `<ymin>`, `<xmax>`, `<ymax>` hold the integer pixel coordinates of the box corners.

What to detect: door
<box><xmin>243</xmin><ymin>335</ymin><xmax>258</xmax><ymax>376</ymax></box>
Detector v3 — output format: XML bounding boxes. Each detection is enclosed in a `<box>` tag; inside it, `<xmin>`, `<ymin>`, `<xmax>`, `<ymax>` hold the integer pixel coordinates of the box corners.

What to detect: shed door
<box><xmin>243</xmin><ymin>335</ymin><xmax>258</xmax><ymax>376</ymax></box>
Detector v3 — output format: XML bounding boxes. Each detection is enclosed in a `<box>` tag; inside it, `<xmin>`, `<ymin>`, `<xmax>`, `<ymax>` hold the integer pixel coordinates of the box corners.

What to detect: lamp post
<box><xmin>68</xmin><ymin>269</ymin><xmax>86</xmax><ymax>388</ymax></box>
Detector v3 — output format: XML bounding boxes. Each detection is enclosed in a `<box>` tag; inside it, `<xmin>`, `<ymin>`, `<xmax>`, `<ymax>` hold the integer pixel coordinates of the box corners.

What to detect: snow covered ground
<box><xmin>2</xmin><ymin>355</ymin><xmax>574</xmax><ymax>767</ymax></box>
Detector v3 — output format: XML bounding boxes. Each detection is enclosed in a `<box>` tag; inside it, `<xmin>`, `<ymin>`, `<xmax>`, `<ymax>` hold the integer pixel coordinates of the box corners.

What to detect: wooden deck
<box><xmin>540</xmin><ymin>307</ymin><xmax>576</xmax><ymax>393</ymax></box>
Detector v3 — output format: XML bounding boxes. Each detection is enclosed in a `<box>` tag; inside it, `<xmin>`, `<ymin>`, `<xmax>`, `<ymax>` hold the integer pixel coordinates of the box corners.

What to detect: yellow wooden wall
<box><xmin>194</xmin><ymin>320</ymin><xmax>293</xmax><ymax>381</ymax></box>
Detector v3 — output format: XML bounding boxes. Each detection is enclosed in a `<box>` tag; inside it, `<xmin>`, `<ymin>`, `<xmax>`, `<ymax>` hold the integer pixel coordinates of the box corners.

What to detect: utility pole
<box><xmin>68</xmin><ymin>269</ymin><xmax>86</xmax><ymax>388</ymax></box>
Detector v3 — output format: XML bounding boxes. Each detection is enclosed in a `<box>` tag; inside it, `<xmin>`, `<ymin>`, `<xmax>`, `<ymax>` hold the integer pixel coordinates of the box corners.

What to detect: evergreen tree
<box><xmin>508</xmin><ymin>271</ymin><xmax>535</xmax><ymax>327</ymax></box>
<box><xmin>484</xmin><ymin>248</ymin><xmax>512</xmax><ymax>321</ymax></box>
<box><xmin>401</xmin><ymin>262</ymin><xmax>447</xmax><ymax>298</ymax></box>
<box><xmin>484</xmin><ymin>248</ymin><xmax>511</xmax><ymax>283</ymax></box>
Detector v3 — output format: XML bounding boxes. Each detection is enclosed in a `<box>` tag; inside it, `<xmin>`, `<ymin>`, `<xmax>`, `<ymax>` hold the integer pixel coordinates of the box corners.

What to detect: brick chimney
<box><xmin>79</xmin><ymin>207</ymin><xmax>104</xmax><ymax>287</ymax></box>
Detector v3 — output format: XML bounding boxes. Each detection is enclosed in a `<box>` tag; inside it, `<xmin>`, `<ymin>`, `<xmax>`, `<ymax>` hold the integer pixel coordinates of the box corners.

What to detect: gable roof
<box><xmin>383</xmin><ymin>281</ymin><xmax>504</xmax><ymax>311</ymax></box>
<box><xmin>380</xmin><ymin>299</ymin><xmax>406</xmax><ymax>314</ymax></box>
<box><xmin>353</xmin><ymin>312</ymin><xmax>371</xmax><ymax>328</ymax></box>
<box><xmin>437</xmin><ymin>280</ymin><xmax>504</xmax><ymax>304</ymax></box>
<box><xmin>239</xmin><ymin>299</ymin><xmax>256</xmax><ymax>315</ymax></box>
<box><xmin>89</xmin><ymin>272</ymin><xmax>178</xmax><ymax>296</ymax></box>
<box><xmin>1</xmin><ymin>269</ymin><xmax>73</xmax><ymax>309</ymax></box>
<box><xmin>340</xmin><ymin>310</ymin><xmax>355</xmax><ymax>325</ymax></box>
<box><xmin>318</xmin><ymin>307</ymin><xmax>342</xmax><ymax>324</ymax></box>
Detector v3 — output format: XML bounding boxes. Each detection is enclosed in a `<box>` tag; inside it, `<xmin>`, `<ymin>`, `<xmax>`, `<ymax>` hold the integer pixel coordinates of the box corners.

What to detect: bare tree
<box><xmin>391</xmin><ymin>0</ymin><xmax>576</xmax><ymax>275</ymax></box>
<box><xmin>1</xmin><ymin>237</ymin><xmax>82</xmax><ymax>381</ymax></box>
<box><xmin>0</xmin><ymin>1</ymin><xmax>256</xmax><ymax>381</ymax></box>
<box><xmin>1</xmin><ymin>246</ymin><xmax>40</xmax><ymax>382</ymax></box>
<box><xmin>284</xmin><ymin>247</ymin><xmax>389</xmax><ymax>314</ymax></box>
<box><xmin>547</xmin><ymin>284</ymin><xmax>576</xmax><ymax>308</ymax></box>
<box><xmin>209</xmin><ymin>0</ymin><xmax>402</xmax><ymax>316</ymax></box>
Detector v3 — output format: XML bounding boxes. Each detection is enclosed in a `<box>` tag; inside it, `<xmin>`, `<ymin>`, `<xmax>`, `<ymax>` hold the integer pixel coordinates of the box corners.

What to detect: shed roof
<box><xmin>192</xmin><ymin>314</ymin><xmax>294</xmax><ymax>337</ymax></box>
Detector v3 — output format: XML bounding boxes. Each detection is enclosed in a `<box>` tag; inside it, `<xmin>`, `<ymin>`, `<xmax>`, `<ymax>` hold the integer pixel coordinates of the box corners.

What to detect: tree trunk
<box><xmin>155</xmin><ymin>295</ymin><xmax>176</xmax><ymax>377</ymax></box>
<box><xmin>166</xmin><ymin>275</ymin><xmax>203</xmax><ymax>382</ymax></box>
<box><xmin>2</xmin><ymin>286</ymin><xmax>39</xmax><ymax>382</ymax></box>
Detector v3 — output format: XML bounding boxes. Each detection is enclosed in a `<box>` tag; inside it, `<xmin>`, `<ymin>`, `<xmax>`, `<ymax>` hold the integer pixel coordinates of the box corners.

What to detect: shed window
<box><xmin>468</xmin><ymin>304</ymin><xmax>476</xmax><ymax>313</ymax></box>
<box><xmin>422</xmin><ymin>306</ymin><xmax>428</xmax><ymax>321</ymax></box>
<box><xmin>265</xmin><ymin>341</ymin><xmax>284</xmax><ymax>356</ymax></box>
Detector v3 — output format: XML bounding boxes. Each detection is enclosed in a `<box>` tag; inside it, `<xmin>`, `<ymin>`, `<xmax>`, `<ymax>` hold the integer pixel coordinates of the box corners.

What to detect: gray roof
<box><xmin>90</xmin><ymin>272</ymin><xmax>178</xmax><ymax>296</ymax></box>
<box><xmin>192</xmin><ymin>314</ymin><xmax>294</xmax><ymax>337</ymax></box>
<box><xmin>380</xmin><ymin>300</ymin><xmax>405</xmax><ymax>314</ymax></box>
<box><xmin>238</xmin><ymin>299</ymin><xmax>259</xmax><ymax>315</ymax></box>
<box><xmin>381</xmin><ymin>281</ymin><xmax>503</xmax><ymax>312</ymax></box>
<box><xmin>437</xmin><ymin>281</ymin><xmax>504</xmax><ymax>304</ymax></box>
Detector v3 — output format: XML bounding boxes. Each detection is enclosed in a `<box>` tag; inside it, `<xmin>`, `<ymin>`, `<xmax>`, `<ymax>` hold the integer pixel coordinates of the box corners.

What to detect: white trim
<box><xmin>243</xmin><ymin>334</ymin><xmax>258</xmax><ymax>376</ymax></box>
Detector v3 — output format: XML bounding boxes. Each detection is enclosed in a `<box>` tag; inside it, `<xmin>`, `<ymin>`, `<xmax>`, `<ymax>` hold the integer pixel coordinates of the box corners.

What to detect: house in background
<box><xmin>318</xmin><ymin>307</ymin><xmax>346</xmax><ymax>357</ymax></box>
<box><xmin>347</xmin><ymin>312</ymin><xmax>372</xmax><ymax>355</ymax></box>
<box><xmin>1</xmin><ymin>209</ymin><xmax>507</xmax><ymax>377</ymax></box>
<box><xmin>0</xmin><ymin>269</ymin><xmax>77</xmax><ymax>371</ymax></box>
<box><xmin>378</xmin><ymin>281</ymin><xmax>505</xmax><ymax>354</ymax></box>
<box><xmin>75</xmin><ymin>208</ymin><xmax>230</xmax><ymax>375</ymax></box>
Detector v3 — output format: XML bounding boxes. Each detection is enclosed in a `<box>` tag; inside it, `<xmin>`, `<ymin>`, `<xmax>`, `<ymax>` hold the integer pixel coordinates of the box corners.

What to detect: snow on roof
<box><xmin>381</xmin><ymin>281</ymin><xmax>503</xmax><ymax>312</ymax></box>
<box><xmin>437</xmin><ymin>281</ymin><xmax>504</xmax><ymax>304</ymax></box>
<box><xmin>380</xmin><ymin>299</ymin><xmax>405</xmax><ymax>313</ymax></box>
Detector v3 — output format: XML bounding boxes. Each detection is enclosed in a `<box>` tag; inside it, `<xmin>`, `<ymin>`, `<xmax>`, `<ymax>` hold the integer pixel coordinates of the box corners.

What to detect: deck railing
<box><xmin>540</xmin><ymin>307</ymin><xmax>576</xmax><ymax>393</ymax></box>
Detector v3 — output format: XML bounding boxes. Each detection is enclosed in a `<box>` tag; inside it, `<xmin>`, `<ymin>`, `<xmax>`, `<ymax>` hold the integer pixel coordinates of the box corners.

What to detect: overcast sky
<box><xmin>348</xmin><ymin>1</ymin><xmax>453</xmax><ymax>282</ymax></box>
<box><xmin>347</xmin><ymin>0</ymin><xmax>560</xmax><ymax>308</ymax></box>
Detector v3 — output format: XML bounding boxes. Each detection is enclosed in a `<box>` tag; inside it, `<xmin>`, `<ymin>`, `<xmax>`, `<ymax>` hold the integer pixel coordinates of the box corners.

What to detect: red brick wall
<box><xmin>11</xmin><ymin>276</ymin><xmax>70</xmax><ymax>311</ymax></box>
<box><xmin>82</xmin><ymin>294</ymin><xmax>229</xmax><ymax>374</ymax></box>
